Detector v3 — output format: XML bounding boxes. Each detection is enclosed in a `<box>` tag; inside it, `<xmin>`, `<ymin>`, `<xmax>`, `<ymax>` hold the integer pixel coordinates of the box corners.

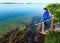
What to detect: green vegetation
<box><xmin>45</xmin><ymin>31</ymin><xmax>60</xmax><ymax>43</ymax></box>
<box><xmin>46</xmin><ymin>4</ymin><xmax>60</xmax><ymax>23</ymax></box>
<box><xmin>0</xmin><ymin>16</ymin><xmax>31</xmax><ymax>38</ymax></box>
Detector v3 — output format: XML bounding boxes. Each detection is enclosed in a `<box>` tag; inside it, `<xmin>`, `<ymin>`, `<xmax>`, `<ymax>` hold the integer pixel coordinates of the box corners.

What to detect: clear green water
<box><xmin>0</xmin><ymin>4</ymin><xmax>48</xmax><ymax>37</ymax></box>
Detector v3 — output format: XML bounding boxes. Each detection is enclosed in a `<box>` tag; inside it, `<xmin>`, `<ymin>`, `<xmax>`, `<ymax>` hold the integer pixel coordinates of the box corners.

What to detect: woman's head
<box><xmin>43</xmin><ymin>8</ymin><xmax>48</xmax><ymax>10</ymax></box>
<box><xmin>43</xmin><ymin>8</ymin><xmax>48</xmax><ymax>12</ymax></box>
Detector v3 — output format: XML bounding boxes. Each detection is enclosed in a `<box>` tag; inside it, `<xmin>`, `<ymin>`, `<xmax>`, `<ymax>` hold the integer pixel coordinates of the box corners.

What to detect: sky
<box><xmin>0</xmin><ymin>0</ymin><xmax>60</xmax><ymax>3</ymax></box>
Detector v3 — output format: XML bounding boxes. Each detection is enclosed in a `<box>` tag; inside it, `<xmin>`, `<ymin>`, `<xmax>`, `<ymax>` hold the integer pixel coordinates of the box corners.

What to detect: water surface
<box><xmin>0</xmin><ymin>4</ymin><xmax>48</xmax><ymax>36</ymax></box>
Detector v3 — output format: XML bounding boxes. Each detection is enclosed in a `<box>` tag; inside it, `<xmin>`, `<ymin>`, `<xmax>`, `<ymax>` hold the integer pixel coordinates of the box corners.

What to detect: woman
<box><xmin>43</xmin><ymin>8</ymin><xmax>51</xmax><ymax>28</ymax></box>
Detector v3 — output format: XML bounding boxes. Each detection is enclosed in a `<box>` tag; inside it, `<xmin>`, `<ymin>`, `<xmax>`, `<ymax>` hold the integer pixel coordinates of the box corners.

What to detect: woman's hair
<box><xmin>43</xmin><ymin>8</ymin><xmax>48</xmax><ymax>10</ymax></box>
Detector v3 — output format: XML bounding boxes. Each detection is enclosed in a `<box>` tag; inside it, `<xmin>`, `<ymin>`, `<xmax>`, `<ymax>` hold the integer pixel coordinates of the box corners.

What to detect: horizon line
<box><xmin>0</xmin><ymin>2</ymin><xmax>60</xmax><ymax>4</ymax></box>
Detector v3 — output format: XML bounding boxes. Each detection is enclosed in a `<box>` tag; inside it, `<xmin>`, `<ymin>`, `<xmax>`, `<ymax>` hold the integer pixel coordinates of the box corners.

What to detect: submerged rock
<box><xmin>0</xmin><ymin>28</ymin><xmax>45</xmax><ymax>43</ymax></box>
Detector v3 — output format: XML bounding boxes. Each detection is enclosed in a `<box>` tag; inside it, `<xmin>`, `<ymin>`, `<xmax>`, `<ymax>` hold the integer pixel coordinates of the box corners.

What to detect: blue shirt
<box><xmin>43</xmin><ymin>10</ymin><xmax>50</xmax><ymax>20</ymax></box>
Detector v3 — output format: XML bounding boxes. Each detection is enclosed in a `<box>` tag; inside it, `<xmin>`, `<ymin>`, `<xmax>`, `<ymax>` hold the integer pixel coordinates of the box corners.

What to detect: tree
<box><xmin>46</xmin><ymin>4</ymin><xmax>60</xmax><ymax>23</ymax></box>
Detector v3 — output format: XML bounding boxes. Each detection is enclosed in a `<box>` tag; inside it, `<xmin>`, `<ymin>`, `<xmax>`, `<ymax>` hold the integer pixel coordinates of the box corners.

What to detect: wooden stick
<box><xmin>42</xmin><ymin>22</ymin><xmax>44</xmax><ymax>32</ymax></box>
<box><xmin>51</xmin><ymin>15</ymin><xmax>54</xmax><ymax>30</ymax></box>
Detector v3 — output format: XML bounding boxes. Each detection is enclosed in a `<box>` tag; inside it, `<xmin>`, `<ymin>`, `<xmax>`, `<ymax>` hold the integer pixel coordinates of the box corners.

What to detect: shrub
<box><xmin>45</xmin><ymin>31</ymin><xmax>60</xmax><ymax>43</ymax></box>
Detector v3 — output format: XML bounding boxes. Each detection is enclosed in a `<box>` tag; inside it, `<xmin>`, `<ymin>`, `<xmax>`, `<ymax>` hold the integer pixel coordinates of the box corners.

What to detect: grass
<box><xmin>45</xmin><ymin>31</ymin><xmax>60</xmax><ymax>43</ymax></box>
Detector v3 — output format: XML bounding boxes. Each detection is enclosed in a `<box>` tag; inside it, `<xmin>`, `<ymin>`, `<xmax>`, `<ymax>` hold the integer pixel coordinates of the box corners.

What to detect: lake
<box><xmin>0</xmin><ymin>4</ymin><xmax>48</xmax><ymax>21</ymax></box>
<box><xmin>0</xmin><ymin>4</ymin><xmax>48</xmax><ymax>37</ymax></box>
